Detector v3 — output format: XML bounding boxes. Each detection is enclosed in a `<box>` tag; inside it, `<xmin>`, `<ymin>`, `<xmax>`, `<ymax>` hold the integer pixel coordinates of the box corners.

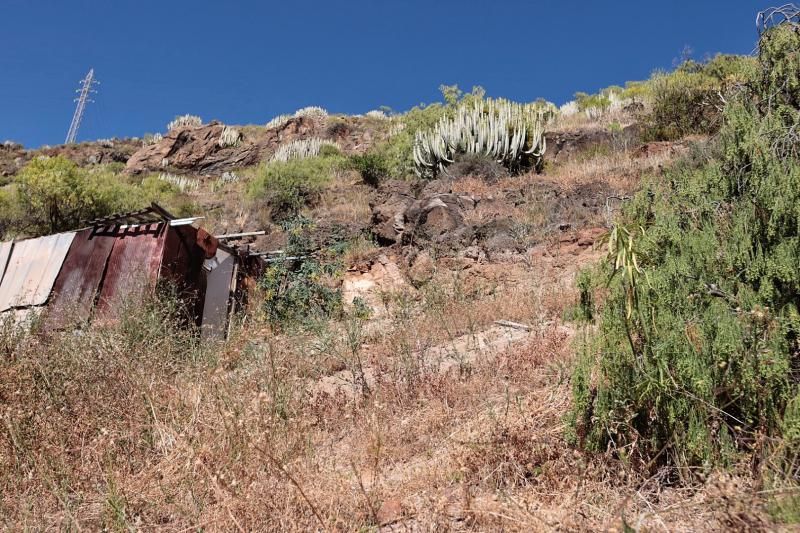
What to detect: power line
<box><xmin>65</xmin><ymin>68</ymin><xmax>99</xmax><ymax>144</ymax></box>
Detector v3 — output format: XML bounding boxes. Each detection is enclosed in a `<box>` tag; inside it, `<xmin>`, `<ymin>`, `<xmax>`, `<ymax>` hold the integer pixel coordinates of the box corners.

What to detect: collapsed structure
<box><xmin>0</xmin><ymin>204</ymin><xmax>254</xmax><ymax>339</ymax></box>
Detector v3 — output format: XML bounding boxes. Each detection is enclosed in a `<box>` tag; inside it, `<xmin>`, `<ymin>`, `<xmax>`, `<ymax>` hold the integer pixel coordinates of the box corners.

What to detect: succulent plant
<box><xmin>365</xmin><ymin>110</ymin><xmax>389</xmax><ymax>119</ymax></box>
<box><xmin>270</xmin><ymin>137</ymin><xmax>339</xmax><ymax>163</ymax></box>
<box><xmin>143</xmin><ymin>133</ymin><xmax>163</xmax><ymax>146</ymax></box>
<box><xmin>412</xmin><ymin>98</ymin><xmax>555</xmax><ymax>177</ymax></box>
<box><xmin>167</xmin><ymin>114</ymin><xmax>202</xmax><ymax>131</ymax></box>
<box><xmin>218</xmin><ymin>126</ymin><xmax>241</xmax><ymax>148</ymax></box>
<box><xmin>559</xmin><ymin>101</ymin><xmax>579</xmax><ymax>117</ymax></box>
<box><xmin>293</xmin><ymin>106</ymin><xmax>328</xmax><ymax>119</ymax></box>
<box><xmin>265</xmin><ymin>114</ymin><xmax>293</xmax><ymax>130</ymax></box>
<box><xmin>157</xmin><ymin>172</ymin><xmax>200</xmax><ymax>192</ymax></box>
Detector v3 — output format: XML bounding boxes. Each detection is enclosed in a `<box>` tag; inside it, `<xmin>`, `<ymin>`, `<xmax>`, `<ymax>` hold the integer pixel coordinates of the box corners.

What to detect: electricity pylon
<box><xmin>65</xmin><ymin>69</ymin><xmax>99</xmax><ymax>144</ymax></box>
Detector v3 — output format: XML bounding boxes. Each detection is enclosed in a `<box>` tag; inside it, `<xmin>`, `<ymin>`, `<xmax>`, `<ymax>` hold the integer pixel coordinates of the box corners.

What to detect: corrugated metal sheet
<box><xmin>46</xmin><ymin>228</ymin><xmax>116</xmax><ymax>326</ymax></box>
<box><xmin>201</xmin><ymin>249</ymin><xmax>235</xmax><ymax>340</ymax></box>
<box><xmin>0</xmin><ymin>233</ymin><xmax>75</xmax><ymax>312</ymax></box>
<box><xmin>0</xmin><ymin>241</ymin><xmax>12</xmax><ymax>286</ymax></box>
<box><xmin>161</xmin><ymin>225</ymin><xmax>206</xmax><ymax>325</ymax></box>
<box><xmin>95</xmin><ymin>224</ymin><xmax>166</xmax><ymax>318</ymax></box>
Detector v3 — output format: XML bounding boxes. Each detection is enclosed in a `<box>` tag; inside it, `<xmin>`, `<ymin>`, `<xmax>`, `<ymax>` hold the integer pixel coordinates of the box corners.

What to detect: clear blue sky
<box><xmin>2</xmin><ymin>0</ymin><xmax>774</xmax><ymax>148</ymax></box>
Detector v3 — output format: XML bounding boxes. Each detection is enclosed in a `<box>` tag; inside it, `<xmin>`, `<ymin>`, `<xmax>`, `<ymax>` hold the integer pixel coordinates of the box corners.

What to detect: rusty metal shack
<box><xmin>0</xmin><ymin>203</ymin><xmax>244</xmax><ymax>339</ymax></box>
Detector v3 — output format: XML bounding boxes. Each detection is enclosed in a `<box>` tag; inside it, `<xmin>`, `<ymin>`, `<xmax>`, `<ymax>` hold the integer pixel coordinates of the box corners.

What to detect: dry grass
<box><xmin>0</xmin><ymin>238</ymin><xmax>777</xmax><ymax>531</ymax></box>
<box><xmin>0</xmin><ymin>135</ymin><xmax>780</xmax><ymax>531</ymax></box>
<box><xmin>310</xmin><ymin>171</ymin><xmax>373</xmax><ymax>227</ymax></box>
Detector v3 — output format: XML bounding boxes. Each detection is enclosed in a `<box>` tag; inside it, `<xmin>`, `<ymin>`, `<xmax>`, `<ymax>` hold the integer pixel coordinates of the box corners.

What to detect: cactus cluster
<box><xmin>412</xmin><ymin>98</ymin><xmax>555</xmax><ymax>177</ymax></box>
<box><xmin>167</xmin><ymin>114</ymin><xmax>202</xmax><ymax>131</ymax></box>
<box><xmin>265</xmin><ymin>114</ymin><xmax>293</xmax><ymax>130</ymax></box>
<box><xmin>270</xmin><ymin>137</ymin><xmax>339</xmax><ymax>163</ymax></box>
<box><xmin>293</xmin><ymin>106</ymin><xmax>328</xmax><ymax>119</ymax></box>
<box><xmin>143</xmin><ymin>133</ymin><xmax>163</xmax><ymax>146</ymax></box>
<box><xmin>157</xmin><ymin>172</ymin><xmax>200</xmax><ymax>192</ymax></box>
<box><xmin>218</xmin><ymin>126</ymin><xmax>241</xmax><ymax>148</ymax></box>
<box><xmin>265</xmin><ymin>106</ymin><xmax>329</xmax><ymax>130</ymax></box>
<box><xmin>559</xmin><ymin>101</ymin><xmax>579</xmax><ymax>117</ymax></box>
<box><xmin>219</xmin><ymin>171</ymin><xmax>239</xmax><ymax>183</ymax></box>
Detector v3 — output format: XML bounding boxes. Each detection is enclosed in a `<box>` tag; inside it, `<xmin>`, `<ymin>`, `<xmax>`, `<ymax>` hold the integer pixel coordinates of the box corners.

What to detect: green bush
<box><xmin>247</xmin><ymin>153</ymin><xmax>343</xmax><ymax>220</ymax></box>
<box><xmin>570</xmin><ymin>23</ymin><xmax>800</xmax><ymax>475</ymax></box>
<box><xmin>259</xmin><ymin>217</ymin><xmax>342</xmax><ymax>326</ymax></box>
<box><xmin>2</xmin><ymin>156</ymin><xmax>180</xmax><ymax>238</ymax></box>
<box><xmin>643</xmin><ymin>54</ymin><xmax>757</xmax><ymax>141</ymax></box>
<box><xmin>0</xmin><ymin>157</ymin><xmax>188</xmax><ymax>240</ymax></box>
<box><xmin>348</xmin><ymin>153</ymin><xmax>389</xmax><ymax>187</ymax></box>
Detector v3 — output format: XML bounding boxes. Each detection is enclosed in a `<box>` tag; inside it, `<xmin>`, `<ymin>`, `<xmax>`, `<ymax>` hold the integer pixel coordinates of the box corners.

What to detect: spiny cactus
<box><xmin>365</xmin><ymin>109</ymin><xmax>389</xmax><ymax>119</ymax></box>
<box><xmin>143</xmin><ymin>133</ymin><xmax>163</xmax><ymax>146</ymax></box>
<box><xmin>218</xmin><ymin>126</ymin><xmax>241</xmax><ymax>148</ymax></box>
<box><xmin>157</xmin><ymin>172</ymin><xmax>200</xmax><ymax>192</ymax></box>
<box><xmin>265</xmin><ymin>106</ymin><xmax>329</xmax><ymax>130</ymax></box>
<box><xmin>167</xmin><ymin>114</ymin><xmax>202</xmax><ymax>131</ymax></box>
<box><xmin>219</xmin><ymin>171</ymin><xmax>239</xmax><ymax>183</ymax></box>
<box><xmin>559</xmin><ymin>101</ymin><xmax>579</xmax><ymax>117</ymax></box>
<box><xmin>266</xmin><ymin>114</ymin><xmax>293</xmax><ymax>130</ymax></box>
<box><xmin>412</xmin><ymin>98</ymin><xmax>555</xmax><ymax>177</ymax></box>
<box><xmin>270</xmin><ymin>137</ymin><xmax>339</xmax><ymax>163</ymax></box>
<box><xmin>293</xmin><ymin>106</ymin><xmax>328</xmax><ymax>119</ymax></box>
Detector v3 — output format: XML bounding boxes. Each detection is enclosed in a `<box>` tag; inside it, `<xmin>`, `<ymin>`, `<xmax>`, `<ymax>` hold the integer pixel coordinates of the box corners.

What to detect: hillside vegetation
<box><xmin>1</xmin><ymin>12</ymin><xmax>799</xmax><ymax>531</ymax></box>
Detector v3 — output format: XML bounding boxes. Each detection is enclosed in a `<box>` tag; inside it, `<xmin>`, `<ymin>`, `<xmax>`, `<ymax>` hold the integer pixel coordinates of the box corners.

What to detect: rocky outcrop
<box><xmin>544</xmin><ymin>124</ymin><xmax>640</xmax><ymax>164</ymax></box>
<box><xmin>1</xmin><ymin>139</ymin><xmax>141</xmax><ymax>178</ymax></box>
<box><xmin>402</xmin><ymin>193</ymin><xmax>475</xmax><ymax>247</ymax></box>
<box><xmin>125</xmin><ymin>122</ymin><xmax>263</xmax><ymax>175</ymax></box>
<box><xmin>370</xmin><ymin>180</ymin><xmax>415</xmax><ymax>244</ymax></box>
<box><xmin>125</xmin><ymin>115</ymin><xmax>389</xmax><ymax>176</ymax></box>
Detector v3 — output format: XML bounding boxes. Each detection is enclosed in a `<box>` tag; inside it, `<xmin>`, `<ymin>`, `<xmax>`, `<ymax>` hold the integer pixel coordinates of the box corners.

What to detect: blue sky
<box><xmin>2</xmin><ymin>0</ymin><xmax>774</xmax><ymax>148</ymax></box>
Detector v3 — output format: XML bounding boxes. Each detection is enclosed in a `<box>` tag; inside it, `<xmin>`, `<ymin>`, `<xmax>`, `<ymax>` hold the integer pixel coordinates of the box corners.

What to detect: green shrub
<box><xmin>247</xmin><ymin>153</ymin><xmax>343</xmax><ymax>220</ymax></box>
<box><xmin>8</xmin><ymin>157</ymin><xmax>165</xmax><ymax>236</ymax></box>
<box><xmin>570</xmin><ymin>23</ymin><xmax>800</xmax><ymax>475</ymax></box>
<box><xmin>259</xmin><ymin>217</ymin><xmax>342</xmax><ymax>326</ymax></box>
<box><xmin>574</xmin><ymin>91</ymin><xmax>611</xmax><ymax>113</ymax></box>
<box><xmin>0</xmin><ymin>157</ymin><xmax>187</xmax><ymax>239</ymax></box>
<box><xmin>643</xmin><ymin>54</ymin><xmax>757</xmax><ymax>141</ymax></box>
<box><xmin>348</xmin><ymin>153</ymin><xmax>389</xmax><ymax>187</ymax></box>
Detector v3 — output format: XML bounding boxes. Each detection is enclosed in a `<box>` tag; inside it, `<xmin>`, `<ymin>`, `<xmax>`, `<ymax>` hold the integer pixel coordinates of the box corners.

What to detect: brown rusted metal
<box><xmin>160</xmin><ymin>225</ymin><xmax>206</xmax><ymax>326</ymax></box>
<box><xmin>95</xmin><ymin>223</ymin><xmax>166</xmax><ymax>319</ymax></box>
<box><xmin>46</xmin><ymin>228</ymin><xmax>116</xmax><ymax>327</ymax></box>
<box><xmin>86</xmin><ymin>202</ymin><xmax>176</xmax><ymax>227</ymax></box>
<box><xmin>195</xmin><ymin>227</ymin><xmax>218</xmax><ymax>259</ymax></box>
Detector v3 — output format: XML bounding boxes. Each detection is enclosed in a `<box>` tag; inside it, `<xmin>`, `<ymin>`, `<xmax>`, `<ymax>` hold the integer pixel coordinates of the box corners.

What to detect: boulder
<box><xmin>369</xmin><ymin>180</ymin><xmax>415</xmax><ymax>245</ymax></box>
<box><xmin>402</xmin><ymin>193</ymin><xmax>473</xmax><ymax>247</ymax></box>
<box><xmin>125</xmin><ymin>122</ymin><xmax>262</xmax><ymax>175</ymax></box>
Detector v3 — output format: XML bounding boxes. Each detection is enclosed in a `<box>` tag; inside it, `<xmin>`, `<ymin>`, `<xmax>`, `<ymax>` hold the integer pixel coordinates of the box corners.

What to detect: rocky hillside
<box><xmin>2</xmin><ymin>37</ymin><xmax>798</xmax><ymax>529</ymax></box>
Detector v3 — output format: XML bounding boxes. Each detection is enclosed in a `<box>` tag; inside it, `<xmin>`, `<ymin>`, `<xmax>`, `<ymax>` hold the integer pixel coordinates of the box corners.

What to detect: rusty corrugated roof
<box><xmin>0</xmin><ymin>233</ymin><xmax>75</xmax><ymax>312</ymax></box>
<box><xmin>95</xmin><ymin>223</ymin><xmax>166</xmax><ymax>318</ymax></box>
<box><xmin>46</xmin><ymin>228</ymin><xmax>116</xmax><ymax>325</ymax></box>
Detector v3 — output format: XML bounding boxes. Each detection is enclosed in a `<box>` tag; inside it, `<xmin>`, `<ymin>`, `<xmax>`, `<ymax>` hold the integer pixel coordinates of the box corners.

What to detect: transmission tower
<box><xmin>65</xmin><ymin>68</ymin><xmax>99</xmax><ymax>144</ymax></box>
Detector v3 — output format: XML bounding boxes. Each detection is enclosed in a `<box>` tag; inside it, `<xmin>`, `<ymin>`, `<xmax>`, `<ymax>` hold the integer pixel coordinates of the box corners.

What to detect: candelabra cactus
<box><xmin>218</xmin><ymin>126</ymin><xmax>241</xmax><ymax>148</ymax></box>
<box><xmin>266</xmin><ymin>114</ymin><xmax>292</xmax><ymax>129</ymax></box>
<box><xmin>167</xmin><ymin>114</ymin><xmax>202</xmax><ymax>131</ymax></box>
<box><xmin>412</xmin><ymin>98</ymin><xmax>555</xmax><ymax>177</ymax></box>
<box><xmin>293</xmin><ymin>106</ymin><xmax>328</xmax><ymax>119</ymax></box>
<box><xmin>559</xmin><ymin>101</ymin><xmax>579</xmax><ymax>117</ymax></box>
<box><xmin>143</xmin><ymin>133</ymin><xmax>163</xmax><ymax>146</ymax></box>
<box><xmin>270</xmin><ymin>137</ymin><xmax>339</xmax><ymax>163</ymax></box>
<box><xmin>157</xmin><ymin>172</ymin><xmax>200</xmax><ymax>192</ymax></box>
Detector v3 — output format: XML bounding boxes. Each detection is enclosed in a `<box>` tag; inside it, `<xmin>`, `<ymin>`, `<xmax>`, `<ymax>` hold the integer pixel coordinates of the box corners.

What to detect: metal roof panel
<box><xmin>0</xmin><ymin>241</ymin><xmax>12</xmax><ymax>287</ymax></box>
<box><xmin>0</xmin><ymin>233</ymin><xmax>75</xmax><ymax>312</ymax></box>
